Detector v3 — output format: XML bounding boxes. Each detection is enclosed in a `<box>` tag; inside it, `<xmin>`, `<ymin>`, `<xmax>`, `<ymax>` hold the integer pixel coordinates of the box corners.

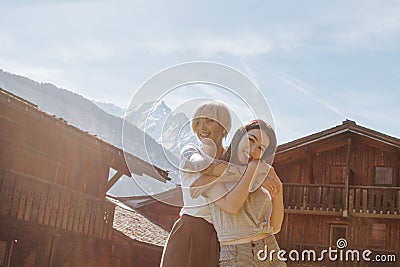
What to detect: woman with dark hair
<box><xmin>191</xmin><ymin>120</ymin><xmax>286</xmax><ymax>266</ymax></box>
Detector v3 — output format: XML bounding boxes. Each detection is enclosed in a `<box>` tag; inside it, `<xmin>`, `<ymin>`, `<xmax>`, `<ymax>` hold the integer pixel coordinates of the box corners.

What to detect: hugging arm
<box><xmin>180</xmin><ymin>145</ymin><xmax>245</xmax><ymax>198</ymax></box>
<box><xmin>190</xmin><ymin>160</ymin><xmax>271</xmax><ymax>198</ymax></box>
<box><xmin>181</xmin><ymin>143</ymin><xmax>270</xmax><ymax>182</ymax></box>
<box><xmin>203</xmin><ymin>160</ymin><xmax>264</xmax><ymax>214</ymax></box>
<box><xmin>204</xmin><ymin>163</ymin><xmax>281</xmax><ymax>217</ymax></box>
<box><xmin>180</xmin><ymin>144</ymin><xmax>237</xmax><ymax>176</ymax></box>
<box><xmin>183</xmin><ymin>154</ymin><xmax>245</xmax><ymax>180</ymax></box>
<box><xmin>181</xmin><ymin>144</ymin><xmax>247</xmax><ymax>197</ymax></box>
<box><xmin>261</xmin><ymin>168</ymin><xmax>284</xmax><ymax>234</ymax></box>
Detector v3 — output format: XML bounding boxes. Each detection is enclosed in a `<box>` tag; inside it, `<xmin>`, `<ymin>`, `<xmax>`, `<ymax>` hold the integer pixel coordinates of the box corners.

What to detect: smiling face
<box><xmin>221</xmin><ymin>120</ymin><xmax>276</xmax><ymax>164</ymax></box>
<box><xmin>193</xmin><ymin>117</ymin><xmax>226</xmax><ymax>145</ymax></box>
<box><xmin>235</xmin><ymin>129</ymin><xmax>270</xmax><ymax>164</ymax></box>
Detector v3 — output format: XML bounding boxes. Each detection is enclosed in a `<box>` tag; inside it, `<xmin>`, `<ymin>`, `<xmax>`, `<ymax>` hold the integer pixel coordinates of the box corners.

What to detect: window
<box><xmin>369</xmin><ymin>223</ymin><xmax>386</xmax><ymax>248</ymax></box>
<box><xmin>330</xmin><ymin>224</ymin><xmax>347</xmax><ymax>247</ymax></box>
<box><xmin>374</xmin><ymin>166</ymin><xmax>393</xmax><ymax>185</ymax></box>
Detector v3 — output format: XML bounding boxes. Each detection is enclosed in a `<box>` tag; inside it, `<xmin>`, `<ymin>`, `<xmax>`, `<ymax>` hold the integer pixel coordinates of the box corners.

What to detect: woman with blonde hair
<box><xmin>161</xmin><ymin>100</ymin><xmax>232</xmax><ymax>267</ymax></box>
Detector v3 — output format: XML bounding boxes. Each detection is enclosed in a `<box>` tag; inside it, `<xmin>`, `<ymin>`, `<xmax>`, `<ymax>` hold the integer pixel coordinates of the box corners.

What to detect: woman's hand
<box><xmin>264</xmin><ymin>167</ymin><xmax>284</xmax><ymax>234</ymax></box>
<box><xmin>190</xmin><ymin>175</ymin><xmax>217</xmax><ymax>199</ymax></box>
<box><xmin>262</xmin><ymin>167</ymin><xmax>282</xmax><ymax>198</ymax></box>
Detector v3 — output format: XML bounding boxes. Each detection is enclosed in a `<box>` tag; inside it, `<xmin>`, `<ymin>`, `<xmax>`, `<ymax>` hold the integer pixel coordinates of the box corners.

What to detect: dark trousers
<box><xmin>160</xmin><ymin>214</ymin><xmax>220</xmax><ymax>267</ymax></box>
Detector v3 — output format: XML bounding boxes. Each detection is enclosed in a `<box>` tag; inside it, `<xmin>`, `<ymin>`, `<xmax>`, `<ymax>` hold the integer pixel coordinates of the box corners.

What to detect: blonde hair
<box><xmin>191</xmin><ymin>101</ymin><xmax>232</xmax><ymax>137</ymax></box>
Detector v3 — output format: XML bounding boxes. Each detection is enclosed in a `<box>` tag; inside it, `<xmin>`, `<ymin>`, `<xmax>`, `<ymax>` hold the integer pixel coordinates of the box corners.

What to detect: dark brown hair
<box><xmin>221</xmin><ymin>120</ymin><xmax>276</xmax><ymax>164</ymax></box>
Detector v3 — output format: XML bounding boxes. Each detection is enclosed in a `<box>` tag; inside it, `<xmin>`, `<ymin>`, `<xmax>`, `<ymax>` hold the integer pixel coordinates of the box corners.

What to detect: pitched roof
<box><xmin>115</xmin><ymin>187</ymin><xmax>183</xmax><ymax>209</ymax></box>
<box><xmin>111</xmin><ymin>200</ymin><xmax>169</xmax><ymax>246</ymax></box>
<box><xmin>277</xmin><ymin>120</ymin><xmax>400</xmax><ymax>153</ymax></box>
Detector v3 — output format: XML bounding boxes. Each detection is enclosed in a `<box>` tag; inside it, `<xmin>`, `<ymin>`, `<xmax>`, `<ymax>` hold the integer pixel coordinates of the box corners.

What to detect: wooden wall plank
<box><xmin>72</xmin><ymin>196</ymin><xmax>80</xmax><ymax>232</ymax></box>
<box><xmin>37</xmin><ymin>184</ymin><xmax>49</xmax><ymax>224</ymax></box>
<box><xmin>362</xmin><ymin>189</ymin><xmax>368</xmax><ymax>212</ymax></box>
<box><xmin>49</xmin><ymin>187</ymin><xmax>60</xmax><ymax>227</ymax></box>
<box><xmin>355</xmin><ymin>188</ymin><xmax>361</xmax><ymax>212</ymax></box>
<box><xmin>77</xmin><ymin>197</ymin><xmax>85</xmax><ymax>234</ymax></box>
<box><xmin>0</xmin><ymin>172</ymin><xmax>16</xmax><ymax>217</ymax></box>
<box><xmin>83</xmin><ymin>199</ymin><xmax>91</xmax><ymax>235</ymax></box>
<box><xmin>56</xmin><ymin>189</ymin><xmax>66</xmax><ymax>228</ymax></box>
<box><xmin>89</xmin><ymin>201</ymin><xmax>97</xmax><ymax>236</ymax></box>
<box><xmin>17</xmin><ymin>178</ymin><xmax>29</xmax><ymax>220</ymax></box>
<box><xmin>397</xmin><ymin>191</ymin><xmax>400</xmax><ymax>214</ymax></box>
<box><xmin>43</xmin><ymin>186</ymin><xmax>55</xmax><ymax>225</ymax></box>
<box><xmin>348</xmin><ymin>188</ymin><xmax>354</xmax><ymax>212</ymax></box>
<box><xmin>62</xmin><ymin>191</ymin><xmax>72</xmax><ymax>230</ymax></box>
<box><xmin>23</xmin><ymin>183</ymin><xmax>35</xmax><ymax>221</ymax></box>
<box><xmin>30</xmin><ymin>184</ymin><xmax>41</xmax><ymax>223</ymax></box>
<box><xmin>95</xmin><ymin>203</ymin><xmax>104</xmax><ymax>238</ymax></box>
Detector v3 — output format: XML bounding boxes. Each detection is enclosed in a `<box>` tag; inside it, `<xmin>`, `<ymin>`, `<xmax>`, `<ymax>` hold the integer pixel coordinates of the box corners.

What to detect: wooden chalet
<box><xmin>274</xmin><ymin>120</ymin><xmax>399</xmax><ymax>266</ymax></box>
<box><xmin>0</xmin><ymin>88</ymin><xmax>170</xmax><ymax>266</ymax></box>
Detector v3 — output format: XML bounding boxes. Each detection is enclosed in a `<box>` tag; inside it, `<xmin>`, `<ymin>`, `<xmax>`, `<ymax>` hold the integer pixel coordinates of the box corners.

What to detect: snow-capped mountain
<box><xmin>126</xmin><ymin>100</ymin><xmax>172</xmax><ymax>142</ymax></box>
<box><xmin>125</xmin><ymin>100</ymin><xmax>198</xmax><ymax>156</ymax></box>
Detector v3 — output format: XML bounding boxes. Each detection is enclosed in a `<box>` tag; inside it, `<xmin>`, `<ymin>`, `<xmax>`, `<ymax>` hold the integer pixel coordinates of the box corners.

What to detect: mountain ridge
<box><xmin>0</xmin><ymin>69</ymin><xmax>179</xmax><ymax>196</ymax></box>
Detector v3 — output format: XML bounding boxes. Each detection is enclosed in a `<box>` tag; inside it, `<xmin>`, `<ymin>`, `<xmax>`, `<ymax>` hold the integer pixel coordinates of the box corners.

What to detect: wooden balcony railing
<box><xmin>284</xmin><ymin>184</ymin><xmax>345</xmax><ymax>212</ymax></box>
<box><xmin>284</xmin><ymin>183</ymin><xmax>400</xmax><ymax>216</ymax></box>
<box><xmin>349</xmin><ymin>185</ymin><xmax>400</xmax><ymax>215</ymax></box>
<box><xmin>0</xmin><ymin>169</ymin><xmax>114</xmax><ymax>239</ymax></box>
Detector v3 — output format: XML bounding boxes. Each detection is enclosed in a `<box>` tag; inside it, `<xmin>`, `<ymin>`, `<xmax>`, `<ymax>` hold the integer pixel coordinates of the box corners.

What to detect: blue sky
<box><xmin>1</xmin><ymin>0</ymin><xmax>399</xmax><ymax>144</ymax></box>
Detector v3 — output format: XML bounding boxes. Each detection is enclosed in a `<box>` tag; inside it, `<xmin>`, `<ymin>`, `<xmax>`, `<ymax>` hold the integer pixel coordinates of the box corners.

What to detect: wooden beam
<box><xmin>105</xmin><ymin>170</ymin><xmax>124</xmax><ymax>193</ymax></box>
<box><xmin>308</xmin><ymin>152</ymin><xmax>315</xmax><ymax>184</ymax></box>
<box><xmin>125</xmin><ymin>154</ymin><xmax>171</xmax><ymax>182</ymax></box>
<box><xmin>350</xmin><ymin>212</ymin><xmax>400</xmax><ymax>220</ymax></box>
<box><xmin>396</xmin><ymin>148</ymin><xmax>400</xmax><ymax>187</ymax></box>
<box><xmin>284</xmin><ymin>209</ymin><xmax>342</xmax><ymax>216</ymax></box>
<box><xmin>6</xmin><ymin>240</ymin><xmax>14</xmax><ymax>267</ymax></box>
<box><xmin>343</xmin><ymin>137</ymin><xmax>352</xmax><ymax>217</ymax></box>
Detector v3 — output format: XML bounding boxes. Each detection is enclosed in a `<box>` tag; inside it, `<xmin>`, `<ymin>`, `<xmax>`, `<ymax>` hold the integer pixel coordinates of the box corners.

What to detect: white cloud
<box><xmin>275</xmin><ymin>72</ymin><xmax>346</xmax><ymax>118</ymax></box>
<box><xmin>194</xmin><ymin>33</ymin><xmax>273</xmax><ymax>57</ymax></box>
<box><xmin>321</xmin><ymin>1</ymin><xmax>400</xmax><ymax>50</ymax></box>
<box><xmin>114</xmin><ymin>32</ymin><xmax>274</xmax><ymax>58</ymax></box>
